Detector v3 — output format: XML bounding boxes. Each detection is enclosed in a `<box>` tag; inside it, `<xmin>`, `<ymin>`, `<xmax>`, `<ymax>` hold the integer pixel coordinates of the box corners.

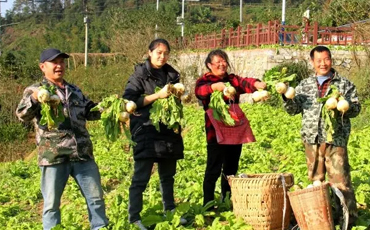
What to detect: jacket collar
<box><xmin>310</xmin><ymin>68</ymin><xmax>340</xmax><ymax>82</ymax></box>
<box><xmin>143</xmin><ymin>59</ymin><xmax>180</xmax><ymax>83</ymax></box>
<box><xmin>41</xmin><ymin>77</ymin><xmax>75</xmax><ymax>100</ymax></box>
<box><xmin>203</xmin><ymin>72</ymin><xmax>236</xmax><ymax>82</ymax></box>
<box><xmin>41</xmin><ymin>77</ymin><xmax>73</xmax><ymax>89</ymax></box>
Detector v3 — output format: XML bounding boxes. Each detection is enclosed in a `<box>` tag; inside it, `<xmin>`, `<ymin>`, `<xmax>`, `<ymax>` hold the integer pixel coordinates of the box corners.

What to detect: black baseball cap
<box><xmin>40</xmin><ymin>48</ymin><xmax>69</xmax><ymax>63</ymax></box>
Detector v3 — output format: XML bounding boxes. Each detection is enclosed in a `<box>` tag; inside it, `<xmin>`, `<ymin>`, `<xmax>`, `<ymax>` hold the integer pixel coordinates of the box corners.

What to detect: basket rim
<box><xmin>228</xmin><ymin>173</ymin><xmax>294</xmax><ymax>187</ymax></box>
<box><xmin>228</xmin><ymin>172</ymin><xmax>293</xmax><ymax>180</ymax></box>
<box><xmin>288</xmin><ymin>183</ymin><xmax>330</xmax><ymax>196</ymax></box>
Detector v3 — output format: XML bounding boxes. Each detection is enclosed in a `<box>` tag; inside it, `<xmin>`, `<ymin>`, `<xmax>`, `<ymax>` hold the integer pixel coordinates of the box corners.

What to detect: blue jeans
<box><xmin>40</xmin><ymin>159</ymin><xmax>108</xmax><ymax>230</ymax></box>
<box><xmin>128</xmin><ymin>158</ymin><xmax>177</xmax><ymax>223</ymax></box>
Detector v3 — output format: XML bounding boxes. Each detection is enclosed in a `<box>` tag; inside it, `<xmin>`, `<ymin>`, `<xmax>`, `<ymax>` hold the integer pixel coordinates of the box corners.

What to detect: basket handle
<box><xmin>331</xmin><ymin>185</ymin><xmax>349</xmax><ymax>230</ymax></box>
<box><xmin>280</xmin><ymin>174</ymin><xmax>287</xmax><ymax>230</ymax></box>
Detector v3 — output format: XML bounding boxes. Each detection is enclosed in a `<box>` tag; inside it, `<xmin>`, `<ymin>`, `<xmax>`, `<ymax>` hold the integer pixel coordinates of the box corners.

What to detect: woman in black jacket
<box><xmin>123</xmin><ymin>39</ymin><xmax>186</xmax><ymax>230</ymax></box>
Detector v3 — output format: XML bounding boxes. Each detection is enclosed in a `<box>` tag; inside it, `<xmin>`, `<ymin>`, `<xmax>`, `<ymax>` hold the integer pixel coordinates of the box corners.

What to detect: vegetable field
<box><xmin>1</xmin><ymin>103</ymin><xmax>369</xmax><ymax>230</ymax></box>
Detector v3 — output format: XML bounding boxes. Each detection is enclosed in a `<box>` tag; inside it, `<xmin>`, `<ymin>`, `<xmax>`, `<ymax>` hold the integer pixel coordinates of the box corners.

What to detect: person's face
<box><xmin>149</xmin><ymin>43</ymin><xmax>170</xmax><ymax>69</ymax></box>
<box><xmin>207</xmin><ymin>55</ymin><xmax>228</xmax><ymax>78</ymax></box>
<box><xmin>39</xmin><ymin>56</ymin><xmax>66</xmax><ymax>83</ymax></box>
<box><xmin>311</xmin><ymin>51</ymin><xmax>332</xmax><ymax>76</ymax></box>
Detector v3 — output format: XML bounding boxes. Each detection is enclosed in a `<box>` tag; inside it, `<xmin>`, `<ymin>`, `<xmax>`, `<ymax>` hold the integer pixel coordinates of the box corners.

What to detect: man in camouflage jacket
<box><xmin>283</xmin><ymin>46</ymin><xmax>360</xmax><ymax>228</ymax></box>
<box><xmin>16</xmin><ymin>48</ymin><xmax>108</xmax><ymax>230</ymax></box>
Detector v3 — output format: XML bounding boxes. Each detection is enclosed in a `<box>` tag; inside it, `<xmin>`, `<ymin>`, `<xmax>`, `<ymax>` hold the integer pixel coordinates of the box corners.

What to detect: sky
<box><xmin>0</xmin><ymin>0</ymin><xmax>14</xmax><ymax>16</ymax></box>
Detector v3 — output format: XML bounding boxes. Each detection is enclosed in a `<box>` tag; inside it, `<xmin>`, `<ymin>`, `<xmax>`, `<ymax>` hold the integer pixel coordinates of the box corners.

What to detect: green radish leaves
<box><xmin>149</xmin><ymin>86</ymin><xmax>185</xmax><ymax>133</ymax></box>
<box><xmin>317</xmin><ymin>85</ymin><xmax>341</xmax><ymax>142</ymax></box>
<box><xmin>209</xmin><ymin>83</ymin><xmax>235</xmax><ymax>126</ymax></box>
<box><xmin>38</xmin><ymin>85</ymin><xmax>65</xmax><ymax>130</ymax></box>
<box><xmin>91</xmin><ymin>95</ymin><xmax>135</xmax><ymax>144</ymax></box>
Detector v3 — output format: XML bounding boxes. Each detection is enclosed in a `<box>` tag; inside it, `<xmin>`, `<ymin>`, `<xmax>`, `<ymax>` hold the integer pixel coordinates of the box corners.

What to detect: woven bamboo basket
<box><xmin>229</xmin><ymin>173</ymin><xmax>294</xmax><ymax>230</ymax></box>
<box><xmin>288</xmin><ymin>183</ymin><xmax>334</xmax><ymax>230</ymax></box>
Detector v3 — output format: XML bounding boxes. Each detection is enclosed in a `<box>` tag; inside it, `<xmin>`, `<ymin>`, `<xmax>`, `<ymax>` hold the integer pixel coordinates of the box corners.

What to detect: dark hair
<box><xmin>148</xmin><ymin>38</ymin><xmax>171</xmax><ymax>52</ymax></box>
<box><xmin>204</xmin><ymin>49</ymin><xmax>230</xmax><ymax>71</ymax></box>
<box><xmin>310</xmin><ymin>46</ymin><xmax>331</xmax><ymax>59</ymax></box>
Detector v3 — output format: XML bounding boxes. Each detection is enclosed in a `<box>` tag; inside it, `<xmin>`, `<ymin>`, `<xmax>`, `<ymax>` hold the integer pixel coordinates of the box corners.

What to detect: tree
<box><xmin>329</xmin><ymin>0</ymin><xmax>370</xmax><ymax>26</ymax></box>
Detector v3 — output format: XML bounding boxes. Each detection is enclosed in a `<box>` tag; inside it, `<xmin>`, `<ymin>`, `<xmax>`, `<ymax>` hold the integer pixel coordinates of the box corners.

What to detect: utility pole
<box><xmin>83</xmin><ymin>1</ymin><xmax>89</xmax><ymax>67</ymax></box>
<box><xmin>239</xmin><ymin>0</ymin><xmax>242</xmax><ymax>23</ymax></box>
<box><xmin>282</xmin><ymin>0</ymin><xmax>286</xmax><ymax>25</ymax></box>
<box><xmin>155</xmin><ymin>0</ymin><xmax>159</xmax><ymax>38</ymax></box>
<box><xmin>0</xmin><ymin>0</ymin><xmax>7</xmax><ymax>56</ymax></box>
<box><xmin>181</xmin><ymin>0</ymin><xmax>184</xmax><ymax>39</ymax></box>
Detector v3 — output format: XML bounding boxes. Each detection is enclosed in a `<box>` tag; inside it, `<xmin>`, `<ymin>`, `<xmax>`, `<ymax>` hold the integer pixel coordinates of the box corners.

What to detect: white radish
<box><xmin>337</xmin><ymin>98</ymin><xmax>349</xmax><ymax>114</ymax></box>
<box><xmin>284</xmin><ymin>87</ymin><xmax>296</xmax><ymax>99</ymax></box>
<box><xmin>118</xmin><ymin>111</ymin><xmax>130</xmax><ymax>122</ymax></box>
<box><xmin>306</xmin><ymin>184</ymin><xmax>314</xmax><ymax>189</ymax></box>
<box><xmin>125</xmin><ymin>101</ymin><xmax>137</xmax><ymax>114</ymax></box>
<box><xmin>49</xmin><ymin>94</ymin><xmax>61</xmax><ymax>108</ymax></box>
<box><xmin>325</xmin><ymin>97</ymin><xmax>338</xmax><ymax>110</ymax></box>
<box><xmin>292</xmin><ymin>185</ymin><xmax>301</xmax><ymax>191</ymax></box>
<box><xmin>227</xmin><ymin>86</ymin><xmax>236</xmax><ymax>96</ymax></box>
<box><xmin>180</xmin><ymin>92</ymin><xmax>191</xmax><ymax>103</ymax></box>
<box><xmin>49</xmin><ymin>94</ymin><xmax>61</xmax><ymax>104</ymax></box>
<box><xmin>173</xmin><ymin>83</ymin><xmax>185</xmax><ymax>96</ymax></box>
<box><xmin>223</xmin><ymin>86</ymin><xmax>236</xmax><ymax>98</ymax></box>
<box><xmin>275</xmin><ymin>82</ymin><xmax>287</xmax><ymax>94</ymax></box>
<box><xmin>252</xmin><ymin>91</ymin><xmax>262</xmax><ymax>102</ymax></box>
<box><xmin>37</xmin><ymin>89</ymin><xmax>50</xmax><ymax>103</ymax></box>
<box><xmin>259</xmin><ymin>90</ymin><xmax>269</xmax><ymax>101</ymax></box>
<box><xmin>313</xmin><ymin>180</ymin><xmax>322</xmax><ymax>187</ymax></box>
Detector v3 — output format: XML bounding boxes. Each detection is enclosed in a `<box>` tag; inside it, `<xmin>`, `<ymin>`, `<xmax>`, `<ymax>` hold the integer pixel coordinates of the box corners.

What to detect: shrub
<box><xmin>0</xmin><ymin>123</ymin><xmax>28</xmax><ymax>143</ymax></box>
<box><xmin>262</xmin><ymin>60</ymin><xmax>312</xmax><ymax>107</ymax></box>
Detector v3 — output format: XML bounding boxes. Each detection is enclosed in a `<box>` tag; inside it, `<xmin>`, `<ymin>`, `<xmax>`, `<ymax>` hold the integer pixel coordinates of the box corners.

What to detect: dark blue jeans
<box><xmin>203</xmin><ymin>143</ymin><xmax>242</xmax><ymax>206</ymax></box>
<box><xmin>128</xmin><ymin>158</ymin><xmax>177</xmax><ymax>223</ymax></box>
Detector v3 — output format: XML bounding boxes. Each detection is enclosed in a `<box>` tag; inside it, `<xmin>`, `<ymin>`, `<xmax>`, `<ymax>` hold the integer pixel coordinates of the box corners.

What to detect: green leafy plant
<box><xmin>209</xmin><ymin>83</ymin><xmax>236</xmax><ymax>126</ymax></box>
<box><xmin>317</xmin><ymin>85</ymin><xmax>341</xmax><ymax>142</ymax></box>
<box><xmin>91</xmin><ymin>95</ymin><xmax>134</xmax><ymax>143</ymax></box>
<box><xmin>263</xmin><ymin>67</ymin><xmax>297</xmax><ymax>98</ymax></box>
<box><xmin>149</xmin><ymin>85</ymin><xmax>185</xmax><ymax>133</ymax></box>
<box><xmin>38</xmin><ymin>85</ymin><xmax>65</xmax><ymax>130</ymax></box>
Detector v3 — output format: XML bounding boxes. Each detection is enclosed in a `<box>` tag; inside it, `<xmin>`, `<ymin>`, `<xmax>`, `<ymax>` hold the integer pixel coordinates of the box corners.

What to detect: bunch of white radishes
<box><xmin>92</xmin><ymin>95</ymin><xmax>137</xmax><ymax>142</ymax></box>
<box><xmin>95</xmin><ymin>95</ymin><xmax>137</xmax><ymax>124</ymax></box>
<box><xmin>275</xmin><ymin>82</ymin><xmax>296</xmax><ymax>99</ymax></box>
<box><xmin>252</xmin><ymin>89</ymin><xmax>270</xmax><ymax>102</ymax></box>
<box><xmin>291</xmin><ymin>180</ymin><xmax>326</xmax><ymax>192</ymax></box>
<box><xmin>37</xmin><ymin>87</ymin><xmax>61</xmax><ymax>108</ymax></box>
<box><xmin>318</xmin><ymin>85</ymin><xmax>350</xmax><ymax>115</ymax></box>
<box><xmin>37</xmin><ymin>85</ymin><xmax>65</xmax><ymax>130</ymax></box>
<box><xmin>325</xmin><ymin>95</ymin><xmax>349</xmax><ymax>114</ymax></box>
<box><xmin>161</xmin><ymin>83</ymin><xmax>190</xmax><ymax>103</ymax></box>
<box><xmin>306</xmin><ymin>180</ymin><xmax>325</xmax><ymax>189</ymax></box>
<box><xmin>222</xmin><ymin>83</ymin><xmax>270</xmax><ymax>103</ymax></box>
<box><xmin>223</xmin><ymin>84</ymin><xmax>237</xmax><ymax>99</ymax></box>
<box><xmin>118</xmin><ymin>100</ymin><xmax>137</xmax><ymax>123</ymax></box>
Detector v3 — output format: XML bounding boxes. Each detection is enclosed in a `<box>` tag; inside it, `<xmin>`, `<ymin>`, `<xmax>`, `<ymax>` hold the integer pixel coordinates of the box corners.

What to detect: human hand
<box><xmin>31</xmin><ymin>90</ymin><xmax>39</xmax><ymax>101</ymax></box>
<box><xmin>211</xmin><ymin>82</ymin><xmax>226</xmax><ymax>92</ymax></box>
<box><xmin>156</xmin><ymin>84</ymin><xmax>171</xmax><ymax>99</ymax></box>
<box><xmin>254</xmin><ymin>81</ymin><xmax>267</xmax><ymax>90</ymax></box>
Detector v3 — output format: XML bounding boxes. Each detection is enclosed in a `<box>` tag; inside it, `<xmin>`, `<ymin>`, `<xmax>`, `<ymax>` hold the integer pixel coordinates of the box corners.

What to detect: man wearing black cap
<box><xmin>16</xmin><ymin>48</ymin><xmax>109</xmax><ymax>230</ymax></box>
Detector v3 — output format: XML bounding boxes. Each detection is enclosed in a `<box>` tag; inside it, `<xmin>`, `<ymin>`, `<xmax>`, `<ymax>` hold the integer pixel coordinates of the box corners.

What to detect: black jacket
<box><xmin>123</xmin><ymin>60</ymin><xmax>184</xmax><ymax>160</ymax></box>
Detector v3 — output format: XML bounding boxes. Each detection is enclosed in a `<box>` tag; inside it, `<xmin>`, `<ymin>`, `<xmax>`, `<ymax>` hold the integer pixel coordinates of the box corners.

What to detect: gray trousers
<box><xmin>128</xmin><ymin>158</ymin><xmax>177</xmax><ymax>223</ymax></box>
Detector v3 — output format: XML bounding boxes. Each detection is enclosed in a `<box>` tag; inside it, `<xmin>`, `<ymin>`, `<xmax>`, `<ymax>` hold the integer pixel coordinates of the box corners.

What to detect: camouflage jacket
<box><xmin>283</xmin><ymin>70</ymin><xmax>361</xmax><ymax>147</ymax></box>
<box><xmin>16</xmin><ymin>78</ymin><xmax>100</xmax><ymax>166</ymax></box>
